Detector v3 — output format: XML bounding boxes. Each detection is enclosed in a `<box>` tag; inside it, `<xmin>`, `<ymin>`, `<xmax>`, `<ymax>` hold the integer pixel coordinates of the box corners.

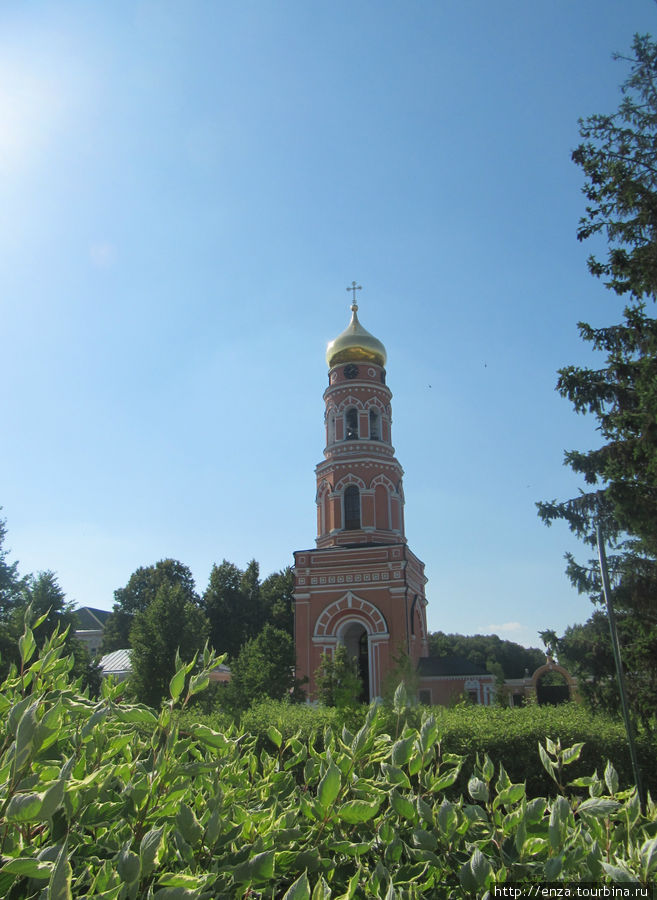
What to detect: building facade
<box><xmin>294</xmin><ymin>295</ymin><xmax>430</xmax><ymax>700</ymax></box>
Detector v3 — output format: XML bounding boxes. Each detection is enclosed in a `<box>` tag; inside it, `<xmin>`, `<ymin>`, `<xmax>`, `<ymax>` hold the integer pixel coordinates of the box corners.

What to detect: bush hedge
<box><xmin>2</xmin><ymin>625</ymin><xmax>656</xmax><ymax>898</ymax></box>
<box><xmin>224</xmin><ymin>698</ymin><xmax>657</xmax><ymax>799</ymax></box>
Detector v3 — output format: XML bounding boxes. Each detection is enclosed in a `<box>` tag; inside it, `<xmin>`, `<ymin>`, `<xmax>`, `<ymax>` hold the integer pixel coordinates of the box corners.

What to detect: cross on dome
<box><xmin>346</xmin><ymin>281</ymin><xmax>362</xmax><ymax>309</ymax></box>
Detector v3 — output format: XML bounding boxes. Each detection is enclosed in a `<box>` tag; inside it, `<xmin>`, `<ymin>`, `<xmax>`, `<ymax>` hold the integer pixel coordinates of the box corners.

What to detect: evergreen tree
<box><xmin>129</xmin><ymin>582</ymin><xmax>209</xmax><ymax>708</ymax></box>
<box><xmin>537</xmin><ymin>32</ymin><xmax>657</xmax><ymax>728</ymax></box>
<box><xmin>0</xmin><ymin>511</ymin><xmax>26</xmax><ymax>669</ymax></box>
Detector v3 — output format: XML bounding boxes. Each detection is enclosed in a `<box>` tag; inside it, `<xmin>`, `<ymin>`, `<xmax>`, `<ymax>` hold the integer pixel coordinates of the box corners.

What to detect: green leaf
<box><xmin>267</xmin><ymin>725</ymin><xmax>283</xmax><ymax>749</ymax></box>
<box><xmin>436</xmin><ymin>800</ymin><xmax>457</xmax><ymax>839</ymax></box>
<box><xmin>411</xmin><ymin>827</ymin><xmax>437</xmax><ymax>851</ymax></box>
<box><xmin>390</xmin><ymin>790</ymin><xmax>416</xmax><ymax>822</ymax></box>
<box><xmin>495</xmin><ymin>783</ymin><xmax>525</xmax><ymax>808</ymax></box>
<box><xmin>577</xmin><ymin>797</ymin><xmax>621</xmax><ymax>819</ymax></box>
<box><xmin>311</xmin><ymin>875</ymin><xmax>332</xmax><ymax>899</ymax></box>
<box><xmin>169</xmin><ymin>666</ymin><xmax>186</xmax><ymax>703</ymax></box>
<box><xmin>282</xmin><ymin>870</ymin><xmax>311</xmax><ymax>900</ymax></box>
<box><xmin>561</xmin><ymin>741</ymin><xmax>584</xmax><ymax>765</ymax></box>
<box><xmin>604</xmin><ymin>759</ymin><xmax>619</xmax><ymax>794</ymax></box>
<box><xmin>317</xmin><ymin>762</ymin><xmax>341</xmax><ymax>812</ymax></box>
<box><xmin>525</xmin><ymin>796</ymin><xmax>547</xmax><ymax>824</ymax></box>
<box><xmin>117</xmin><ymin>844</ymin><xmax>140</xmax><ymax>890</ymax></box>
<box><xmin>49</xmin><ymin>842</ymin><xmax>72</xmax><ymax>900</ymax></box>
<box><xmin>467</xmin><ymin>776</ymin><xmax>489</xmax><ymax>803</ymax></box>
<box><xmin>545</xmin><ymin>854</ymin><xmax>563</xmax><ymax>879</ymax></box>
<box><xmin>601</xmin><ymin>862</ymin><xmax>637</xmax><ymax>883</ymax></box>
<box><xmin>118</xmin><ymin>707</ymin><xmax>158</xmax><ymax>726</ymax></box>
<box><xmin>538</xmin><ymin>742</ymin><xmax>556</xmax><ymax>780</ymax></box>
<box><xmin>640</xmin><ymin>836</ymin><xmax>657</xmax><ymax>879</ymax></box>
<box><xmin>459</xmin><ymin>848</ymin><xmax>492</xmax><ymax>892</ymax></box>
<box><xmin>18</xmin><ymin>627</ymin><xmax>36</xmax><ymax>666</ymax></box>
<box><xmin>188</xmin><ymin>672</ymin><xmax>209</xmax><ymax>696</ymax></box>
<box><xmin>175</xmin><ymin>803</ymin><xmax>203</xmax><ymax>846</ymax></box>
<box><xmin>337</xmin><ymin>798</ymin><xmax>381</xmax><ymax>823</ymax></box>
<box><xmin>233</xmin><ymin>849</ymin><xmax>276</xmax><ymax>884</ymax></box>
<box><xmin>0</xmin><ymin>858</ymin><xmax>53</xmax><ymax>879</ymax></box>
<box><xmin>6</xmin><ymin>790</ymin><xmax>44</xmax><ymax>822</ymax></box>
<box><xmin>391</xmin><ymin>736</ymin><xmax>415</xmax><ymax>767</ymax></box>
<box><xmin>140</xmin><ymin>826</ymin><xmax>164</xmax><ymax>878</ymax></box>
<box><xmin>419</xmin><ymin>714</ymin><xmax>439</xmax><ymax>753</ymax></box>
<box><xmin>549</xmin><ymin>796</ymin><xmax>569</xmax><ymax>850</ymax></box>
<box><xmin>192</xmin><ymin>723</ymin><xmax>228</xmax><ymax>750</ymax></box>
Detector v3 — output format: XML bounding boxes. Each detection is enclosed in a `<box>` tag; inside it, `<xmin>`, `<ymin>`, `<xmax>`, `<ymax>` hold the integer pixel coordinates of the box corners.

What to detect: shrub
<box><xmin>1</xmin><ymin>625</ymin><xmax>656</xmax><ymax>898</ymax></box>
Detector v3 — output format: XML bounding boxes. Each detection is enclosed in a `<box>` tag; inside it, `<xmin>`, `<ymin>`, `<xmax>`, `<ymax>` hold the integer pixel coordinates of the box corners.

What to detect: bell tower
<box><xmin>294</xmin><ymin>286</ymin><xmax>429</xmax><ymax>700</ymax></box>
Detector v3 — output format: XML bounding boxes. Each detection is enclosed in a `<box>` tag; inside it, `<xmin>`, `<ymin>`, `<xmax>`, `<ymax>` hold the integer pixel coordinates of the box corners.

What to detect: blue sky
<box><xmin>2</xmin><ymin>0</ymin><xmax>655</xmax><ymax>649</ymax></box>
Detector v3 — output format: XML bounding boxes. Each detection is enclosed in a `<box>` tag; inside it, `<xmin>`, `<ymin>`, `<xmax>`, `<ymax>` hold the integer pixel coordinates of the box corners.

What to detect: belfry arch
<box><xmin>312</xmin><ymin>593</ymin><xmax>390</xmax><ymax>700</ymax></box>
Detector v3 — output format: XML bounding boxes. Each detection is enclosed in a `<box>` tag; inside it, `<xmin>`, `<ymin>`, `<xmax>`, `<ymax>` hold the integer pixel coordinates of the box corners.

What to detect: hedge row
<box><xmin>202</xmin><ymin>698</ymin><xmax>657</xmax><ymax>799</ymax></box>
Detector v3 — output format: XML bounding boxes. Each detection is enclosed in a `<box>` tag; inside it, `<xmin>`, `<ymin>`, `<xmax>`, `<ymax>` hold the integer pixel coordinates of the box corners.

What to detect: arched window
<box><xmin>345</xmin><ymin>407</ymin><xmax>358</xmax><ymax>440</ymax></box>
<box><xmin>344</xmin><ymin>485</ymin><xmax>360</xmax><ymax>530</ymax></box>
<box><xmin>369</xmin><ymin>408</ymin><xmax>380</xmax><ymax>440</ymax></box>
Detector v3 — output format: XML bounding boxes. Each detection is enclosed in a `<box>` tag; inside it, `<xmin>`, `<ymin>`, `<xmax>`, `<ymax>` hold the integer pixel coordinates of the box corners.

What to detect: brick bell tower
<box><xmin>294</xmin><ymin>284</ymin><xmax>429</xmax><ymax>701</ymax></box>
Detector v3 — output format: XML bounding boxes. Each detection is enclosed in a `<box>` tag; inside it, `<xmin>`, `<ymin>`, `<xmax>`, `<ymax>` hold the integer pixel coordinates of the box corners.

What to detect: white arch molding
<box><xmin>312</xmin><ymin>593</ymin><xmax>390</xmax><ymax>700</ymax></box>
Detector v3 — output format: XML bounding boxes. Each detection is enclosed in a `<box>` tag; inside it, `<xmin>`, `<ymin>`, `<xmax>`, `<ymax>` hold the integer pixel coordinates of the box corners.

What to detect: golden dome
<box><xmin>326</xmin><ymin>303</ymin><xmax>387</xmax><ymax>369</ymax></box>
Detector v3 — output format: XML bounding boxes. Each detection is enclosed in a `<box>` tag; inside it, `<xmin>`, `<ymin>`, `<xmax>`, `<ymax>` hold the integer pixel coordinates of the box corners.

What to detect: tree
<box><xmin>260</xmin><ymin>567</ymin><xmax>295</xmax><ymax>636</ymax></box>
<box><xmin>0</xmin><ymin>511</ymin><xmax>27</xmax><ymax>669</ymax></box>
<box><xmin>381</xmin><ymin>645</ymin><xmax>419</xmax><ymax>704</ymax></box>
<box><xmin>315</xmin><ymin>645</ymin><xmax>362</xmax><ymax>708</ymax></box>
<box><xmin>427</xmin><ymin>631</ymin><xmax>544</xmax><ymax>678</ymax></box>
<box><xmin>129</xmin><ymin>582</ymin><xmax>209</xmax><ymax>708</ymax></box>
<box><xmin>202</xmin><ymin>559</ymin><xmax>266</xmax><ymax>659</ymax></box>
<box><xmin>224</xmin><ymin>624</ymin><xmax>300</xmax><ymax>711</ymax></box>
<box><xmin>537</xmin><ymin>32</ymin><xmax>657</xmax><ymax>728</ymax></box>
<box><xmin>102</xmin><ymin>559</ymin><xmax>198</xmax><ymax>652</ymax></box>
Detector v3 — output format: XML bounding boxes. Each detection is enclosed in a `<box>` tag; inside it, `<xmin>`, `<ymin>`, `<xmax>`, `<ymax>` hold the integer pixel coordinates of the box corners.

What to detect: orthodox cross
<box><xmin>346</xmin><ymin>281</ymin><xmax>362</xmax><ymax>305</ymax></box>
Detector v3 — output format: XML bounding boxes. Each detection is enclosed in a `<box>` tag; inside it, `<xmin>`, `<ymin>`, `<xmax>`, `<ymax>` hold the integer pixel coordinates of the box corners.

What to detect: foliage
<box><xmin>428</xmin><ymin>631</ymin><xmax>545</xmax><ymax>678</ymax></box>
<box><xmin>129</xmin><ymin>582</ymin><xmax>210</xmax><ymax>707</ymax></box>
<box><xmin>201</xmin><ymin>560</ymin><xmax>294</xmax><ymax>663</ymax></box>
<box><xmin>240</xmin><ymin>698</ymin><xmax>340</xmax><ymax>747</ymax></box>
<box><xmin>538</xmin><ymin>32</ymin><xmax>657</xmax><ymax>732</ymax></box>
<box><xmin>259</xmin><ymin>566</ymin><xmax>295</xmax><ymax>636</ymax></box>
<box><xmin>315</xmin><ymin>645</ymin><xmax>362</xmax><ymax>708</ymax></box>
<box><xmin>0</xmin><ymin>511</ymin><xmax>25</xmax><ymax>617</ymax></box>
<box><xmin>223</xmin><ymin>623</ymin><xmax>302</xmax><ymax>712</ymax></box>
<box><xmin>102</xmin><ymin>559</ymin><xmax>199</xmax><ymax>653</ymax></box>
<box><xmin>0</xmin><ymin>512</ymin><xmax>28</xmax><ymax>675</ymax></box>
<box><xmin>381</xmin><ymin>645</ymin><xmax>420</xmax><ymax>704</ymax></box>
<box><xmin>1</xmin><ymin>630</ymin><xmax>657</xmax><ymax>899</ymax></box>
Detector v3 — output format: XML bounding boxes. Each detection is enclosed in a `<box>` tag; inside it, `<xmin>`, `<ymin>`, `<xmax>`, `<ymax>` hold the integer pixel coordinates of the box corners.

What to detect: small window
<box><xmin>344</xmin><ymin>485</ymin><xmax>360</xmax><ymax>530</ymax></box>
<box><xmin>345</xmin><ymin>407</ymin><xmax>358</xmax><ymax>440</ymax></box>
<box><xmin>369</xmin><ymin>408</ymin><xmax>380</xmax><ymax>440</ymax></box>
<box><xmin>419</xmin><ymin>689</ymin><xmax>431</xmax><ymax>705</ymax></box>
<box><xmin>467</xmin><ymin>690</ymin><xmax>478</xmax><ymax>705</ymax></box>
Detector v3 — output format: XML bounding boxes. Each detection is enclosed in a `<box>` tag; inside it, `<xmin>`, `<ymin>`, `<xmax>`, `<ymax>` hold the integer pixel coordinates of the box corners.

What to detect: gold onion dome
<box><xmin>326</xmin><ymin>303</ymin><xmax>387</xmax><ymax>369</ymax></box>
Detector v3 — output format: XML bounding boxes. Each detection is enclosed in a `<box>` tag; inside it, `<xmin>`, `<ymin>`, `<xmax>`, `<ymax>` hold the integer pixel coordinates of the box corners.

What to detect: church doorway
<box><xmin>536</xmin><ymin>671</ymin><xmax>571</xmax><ymax>705</ymax></box>
<box><xmin>341</xmin><ymin>622</ymin><xmax>370</xmax><ymax>702</ymax></box>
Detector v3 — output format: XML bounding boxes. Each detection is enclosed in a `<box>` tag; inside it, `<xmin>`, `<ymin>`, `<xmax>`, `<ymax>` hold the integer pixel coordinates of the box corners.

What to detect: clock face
<box><xmin>344</xmin><ymin>364</ymin><xmax>359</xmax><ymax>379</ymax></box>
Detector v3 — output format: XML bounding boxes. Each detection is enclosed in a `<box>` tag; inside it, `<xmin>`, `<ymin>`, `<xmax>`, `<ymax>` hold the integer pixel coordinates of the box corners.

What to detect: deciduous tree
<box><xmin>129</xmin><ymin>582</ymin><xmax>209</xmax><ymax>708</ymax></box>
<box><xmin>102</xmin><ymin>559</ymin><xmax>198</xmax><ymax>652</ymax></box>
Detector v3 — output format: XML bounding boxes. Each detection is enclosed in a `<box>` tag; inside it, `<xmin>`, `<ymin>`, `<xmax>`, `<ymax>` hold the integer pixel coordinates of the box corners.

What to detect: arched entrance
<box><xmin>312</xmin><ymin>593</ymin><xmax>390</xmax><ymax>700</ymax></box>
<box><xmin>341</xmin><ymin>622</ymin><xmax>370</xmax><ymax>702</ymax></box>
<box><xmin>532</xmin><ymin>661</ymin><xmax>577</xmax><ymax>706</ymax></box>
